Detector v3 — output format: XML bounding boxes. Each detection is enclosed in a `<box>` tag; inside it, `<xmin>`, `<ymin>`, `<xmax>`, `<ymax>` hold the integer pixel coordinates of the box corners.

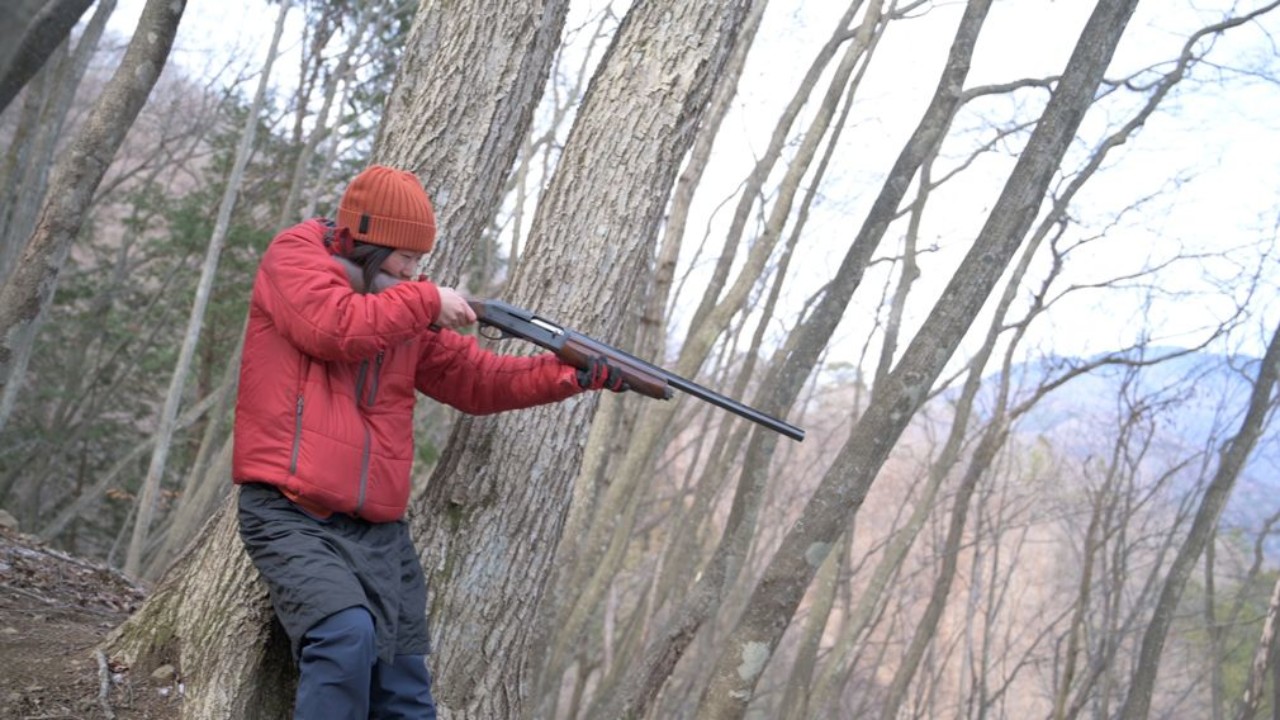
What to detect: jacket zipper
<box><xmin>367</xmin><ymin>351</ymin><xmax>384</xmax><ymax>405</ymax></box>
<box><xmin>289</xmin><ymin>356</ymin><xmax>311</xmax><ymax>475</ymax></box>
<box><xmin>353</xmin><ymin>351</ymin><xmax>384</xmax><ymax>515</ymax></box>
<box><xmin>289</xmin><ymin>395</ymin><xmax>304</xmax><ymax>475</ymax></box>
<box><xmin>354</xmin><ymin>359</ymin><xmax>368</xmax><ymax>407</ymax></box>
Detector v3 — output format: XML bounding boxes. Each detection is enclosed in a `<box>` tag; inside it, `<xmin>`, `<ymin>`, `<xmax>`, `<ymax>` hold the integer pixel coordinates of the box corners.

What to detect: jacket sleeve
<box><xmin>415</xmin><ymin>329</ymin><xmax>585</xmax><ymax>414</ymax></box>
<box><xmin>253</xmin><ymin>223</ymin><xmax>442</xmax><ymax>362</ymax></box>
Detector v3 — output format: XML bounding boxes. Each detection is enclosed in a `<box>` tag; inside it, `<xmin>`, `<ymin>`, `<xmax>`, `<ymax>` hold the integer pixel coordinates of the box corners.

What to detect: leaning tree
<box><xmin>0</xmin><ymin>0</ymin><xmax>184</xmax><ymax>433</ymax></box>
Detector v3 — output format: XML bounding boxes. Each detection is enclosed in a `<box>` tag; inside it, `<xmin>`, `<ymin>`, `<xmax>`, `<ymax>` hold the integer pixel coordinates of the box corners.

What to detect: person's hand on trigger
<box><xmin>435</xmin><ymin>287</ymin><xmax>477</xmax><ymax>329</ymax></box>
<box><xmin>577</xmin><ymin>355</ymin><xmax>628</xmax><ymax>392</ymax></box>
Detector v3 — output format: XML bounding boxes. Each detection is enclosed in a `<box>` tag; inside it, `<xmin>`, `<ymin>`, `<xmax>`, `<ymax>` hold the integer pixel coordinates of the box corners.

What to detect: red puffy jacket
<box><xmin>232</xmin><ymin>219</ymin><xmax>582</xmax><ymax>522</ymax></box>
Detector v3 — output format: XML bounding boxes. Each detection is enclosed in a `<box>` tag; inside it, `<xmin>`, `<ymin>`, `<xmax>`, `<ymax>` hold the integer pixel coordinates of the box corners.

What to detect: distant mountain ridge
<box><xmin>988</xmin><ymin>347</ymin><xmax>1278</xmax><ymax>535</ymax></box>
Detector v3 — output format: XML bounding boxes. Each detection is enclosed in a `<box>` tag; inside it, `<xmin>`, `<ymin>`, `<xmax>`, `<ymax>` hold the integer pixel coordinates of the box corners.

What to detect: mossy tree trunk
<box><xmin>105</xmin><ymin>501</ymin><xmax>296</xmax><ymax>718</ymax></box>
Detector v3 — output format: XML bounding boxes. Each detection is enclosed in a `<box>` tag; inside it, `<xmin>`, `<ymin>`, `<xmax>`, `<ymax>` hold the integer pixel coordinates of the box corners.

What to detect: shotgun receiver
<box><xmin>469</xmin><ymin>299</ymin><xmax>805</xmax><ymax>442</ymax></box>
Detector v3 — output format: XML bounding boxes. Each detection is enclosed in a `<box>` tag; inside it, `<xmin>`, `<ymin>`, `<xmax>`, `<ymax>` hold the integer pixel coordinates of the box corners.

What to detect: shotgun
<box><xmin>469</xmin><ymin>299</ymin><xmax>805</xmax><ymax>442</ymax></box>
<box><xmin>331</xmin><ymin>257</ymin><xmax>803</xmax><ymax>441</ymax></box>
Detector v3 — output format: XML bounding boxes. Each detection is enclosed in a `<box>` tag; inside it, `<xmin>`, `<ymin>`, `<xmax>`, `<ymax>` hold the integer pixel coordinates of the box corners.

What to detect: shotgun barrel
<box><xmin>470</xmin><ymin>299</ymin><xmax>805</xmax><ymax>442</ymax></box>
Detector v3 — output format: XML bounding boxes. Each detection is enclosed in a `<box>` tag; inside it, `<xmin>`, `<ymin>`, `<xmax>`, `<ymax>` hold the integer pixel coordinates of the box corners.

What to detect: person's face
<box><xmin>380</xmin><ymin>249</ymin><xmax>424</xmax><ymax>280</ymax></box>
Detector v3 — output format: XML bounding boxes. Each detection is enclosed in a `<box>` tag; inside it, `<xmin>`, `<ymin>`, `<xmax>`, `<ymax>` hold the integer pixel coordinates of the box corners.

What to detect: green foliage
<box><xmin>1182</xmin><ymin>566</ymin><xmax>1279</xmax><ymax>718</ymax></box>
<box><xmin>0</xmin><ymin>0</ymin><xmax>408</xmax><ymax>566</ymax></box>
<box><xmin>0</xmin><ymin>95</ymin><xmax>271</xmax><ymax>556</ymax></box>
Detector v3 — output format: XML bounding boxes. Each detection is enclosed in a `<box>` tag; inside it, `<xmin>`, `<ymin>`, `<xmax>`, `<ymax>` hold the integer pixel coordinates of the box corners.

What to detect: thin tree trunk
<box><xmin>880</xmin><ymin>424</ymin><xmax>1009</xmax><ymax>719</ymax></box>
<box><xmin>143</xmin><ymin>329</ymin><xmax>246</xmax><ymax>579</ymax></box>
<box><xmin>809</xmin><ymin>183</ymin><xmax>1041</xmax><ymax>714</ymax></box>
<box><xmin>0</xmin><ymin>0</ymin><xmax>184</xmax><ymax>434</ymax></box>
<box><xmin>0</xmin><ymin>0</ymin><xmax>117</xmax><ymax>284</ymax></box>
<box><xmin>0</xmin><ymin>67</ymin><xmax>51</xmax><ymax>281</ymax></box>
<box><xmin>1120</xmin><ymin>319</ymin><xmax>1280</xmax><ymax>720</ymax></box>
<box><xmin>155</xmin><ymin>14</ymin><xmax>367</xmax><ymax>582</ymax></box>
<box><xmin>597</xmin><ymin>1</ymin><xmax>987</xmax><ymax>715</ymax></box>
<box><xmin>1208</xmin><ymin>540</ymin><xmax>1225</xmax><ymax>720</ymax></box>
<box><xmin>275</xmin><ymin>3</ymin><xmax>370</xmax><ymax>229</ymax></box>
<box><xmin>780</xmin><ymin>530</ymin><xmax>848</xmax><ymax>720</ymax></box>
<box><xmin>694</xmin><ymin>0</ymin><xmax>1140</xmax><ymax>714</ymax></box>
<box><xmin>684</xmin><ymin>0</ymin><xmax>872</xmax><ymax>337</ymax></box>
<box><xmin>0</xmin><ymin>0</ymin><xmax>95</xmax><ymax>114</ymax></box>
<box><xmin>122</xmin><ymin>0</ymin><xmax>290</xmax><ymax>577</ymax></box>
<box><xmin>143</xmin><ymin>434</ymin><xmax>234</xmax><ymax>579</ymax></box>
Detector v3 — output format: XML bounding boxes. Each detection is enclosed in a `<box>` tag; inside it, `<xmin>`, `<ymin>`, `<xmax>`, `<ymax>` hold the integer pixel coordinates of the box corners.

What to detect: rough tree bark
<box><xmin>597</xmin><ymin>1</ymin><xmax>987</xmax><ymax>716</ymax></box>
<box><xmin>638</xmin><ymin>0</ymin><xmax>771</xmax><ymax>361</ymax></box>
<box><xmin>0</xmin><ymin>0</ymin><xmax>184</xmax><ymax>434</ymax></box>
<box><xmin>105</xmin><ymin>506</ymin><xmax>296</xmax><ymax>719</ymax></box>
<box><xmin>545</xmin><ymin>3</ymin><xmax>887</xmax><ymax>694</ymax></box>
<box><xmin>408</xmin><ymin>1</ymin><xmax>757</xmax><ymax>716</ymax></box>
<box><xmin>375</xmin><ymin>0</ymin><xmax>572</xmax><ymax>285</ymax></box>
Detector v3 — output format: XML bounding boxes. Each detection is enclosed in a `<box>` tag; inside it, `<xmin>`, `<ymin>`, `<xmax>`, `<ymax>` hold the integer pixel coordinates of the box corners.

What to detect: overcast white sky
<box><xmin>723</xmin><ymin>0</ymin><xmax>1280</xmax><ymax>364</ymax></box>
<box><xmin>104</xmin><ymin>0</ymin><xmax>1280</xmax><ymax>364</ymax></box>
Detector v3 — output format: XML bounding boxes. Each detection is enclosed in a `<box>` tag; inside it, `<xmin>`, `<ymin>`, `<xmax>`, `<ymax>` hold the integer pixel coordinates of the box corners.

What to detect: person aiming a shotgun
<box><xmin>232</xmin><ymin>164</ymin><xmax>626</xmax><ymax>719</ymax></box>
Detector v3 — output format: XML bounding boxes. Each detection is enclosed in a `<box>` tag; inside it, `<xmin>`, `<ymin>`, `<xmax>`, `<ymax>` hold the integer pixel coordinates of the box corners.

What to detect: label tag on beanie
<box><xmin>359</xmin><ymin>213</ymin><xmax>371</xmax><ymax>234</ymax></box>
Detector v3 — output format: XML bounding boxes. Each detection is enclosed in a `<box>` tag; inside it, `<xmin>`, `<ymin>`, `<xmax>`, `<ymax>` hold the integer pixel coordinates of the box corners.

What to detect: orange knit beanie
<box><xmin>336</xmin><ymin>165</ymin><xmax>436</xmax><ymax>253</ymax></box>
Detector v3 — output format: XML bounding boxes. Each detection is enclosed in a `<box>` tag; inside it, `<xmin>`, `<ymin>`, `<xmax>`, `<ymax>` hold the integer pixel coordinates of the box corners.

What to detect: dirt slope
<box><xmin>0</xmin><ymin>526</ymin><xmax>180</xmax><ymax>718</ymax></box>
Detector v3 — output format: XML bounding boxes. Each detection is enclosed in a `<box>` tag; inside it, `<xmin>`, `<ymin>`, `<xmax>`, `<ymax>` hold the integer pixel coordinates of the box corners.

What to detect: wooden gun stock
<box><xmin>555</xmin><ymin>335</ymin><xmax>672</xmax><ymax>400</ymax></box>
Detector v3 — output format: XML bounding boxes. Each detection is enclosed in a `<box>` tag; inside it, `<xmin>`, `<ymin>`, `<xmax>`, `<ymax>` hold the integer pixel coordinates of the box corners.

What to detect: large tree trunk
<box><xmin>411</xmin><ymin>1</ymin><xmax>756</xmax><ymax>716</ymax></box>
<box><xmin>374</xmin><ymin>0</ymin><xmax>572</xmax><ymax>285</ymax></box>
<box><xmin>638</xmin><ymin>0</ymin><xmax>771</xmax><ymax>361</ymax></box>
<box><xmin>542</xmin><ymin>6</ymin><xmax>887</xmax><ymax>698</ymax></box>
<box><xmin>105</xmin><ymin>499</ymin><xmax>297</xmax><ymax>719</ymax></box>
<box><xmin>98</xmin><ymin>0</ymin><xmax>753</xmax><ymax>715</ymax></box>
<box><xmin>0</xmin><ymin>0</ymin><xmax>184</xmax><ymax>434</ymax></box>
